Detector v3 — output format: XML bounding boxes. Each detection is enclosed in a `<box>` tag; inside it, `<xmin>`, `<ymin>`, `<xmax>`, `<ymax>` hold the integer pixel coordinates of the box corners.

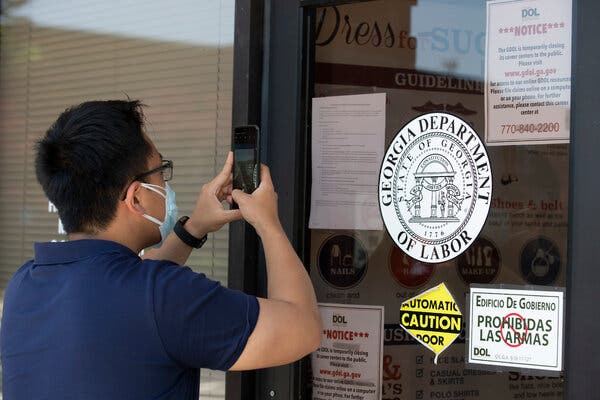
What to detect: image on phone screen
<box><xmin>233</xmin><ymin>131</ymin><xmax>258</xmax><ymax>193</ymax></box>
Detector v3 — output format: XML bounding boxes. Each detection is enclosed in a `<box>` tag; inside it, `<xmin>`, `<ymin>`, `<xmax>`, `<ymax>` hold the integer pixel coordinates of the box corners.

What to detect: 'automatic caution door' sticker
<box><xmin>399</xmin><ymin>282</ymin><xmax>462</xmax><ymax>363</ymax></box>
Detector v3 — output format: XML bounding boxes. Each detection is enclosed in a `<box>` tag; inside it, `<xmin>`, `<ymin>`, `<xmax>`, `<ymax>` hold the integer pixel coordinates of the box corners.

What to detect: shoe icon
<box><xmin>445</xmin><ymin>102</ymin><xmax>476</xmax><ymax>115</ymax></box>
<box><xmin>412</xmin><ymin>101</ymin><xmax>445</xmax><ymax>112</ymax></box>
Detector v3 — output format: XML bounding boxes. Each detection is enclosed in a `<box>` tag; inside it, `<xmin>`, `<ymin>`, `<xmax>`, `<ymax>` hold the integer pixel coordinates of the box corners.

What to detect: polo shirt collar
<box><xmin>34</xmin><ymin>239</ymin><xmax>138</xmax><ymax>265</ymax></box>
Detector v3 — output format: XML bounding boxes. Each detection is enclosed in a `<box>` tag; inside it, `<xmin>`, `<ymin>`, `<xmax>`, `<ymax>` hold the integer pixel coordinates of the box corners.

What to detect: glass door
<box><xmin>305</xmin><ymin>0</ymin><xmax>569</xmax><ymax>399</ymax></box>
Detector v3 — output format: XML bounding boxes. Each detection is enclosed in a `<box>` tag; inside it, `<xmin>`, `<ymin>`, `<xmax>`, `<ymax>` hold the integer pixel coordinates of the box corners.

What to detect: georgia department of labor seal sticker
<box><xmin>379</xmin><ymin>112</ymin><xmax>492</xmax><ymax>263</ymax></box>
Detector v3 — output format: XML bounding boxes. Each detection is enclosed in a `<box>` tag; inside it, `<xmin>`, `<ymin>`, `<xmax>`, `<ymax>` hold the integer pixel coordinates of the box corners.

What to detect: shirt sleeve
<box><xmin>151</xmin><ymin>262</ymin><xmax>259</xmax><ymax>370</ymax></box>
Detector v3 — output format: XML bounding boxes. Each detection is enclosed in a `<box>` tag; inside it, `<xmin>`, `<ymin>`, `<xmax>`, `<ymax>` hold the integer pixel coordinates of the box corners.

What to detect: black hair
<box><xmin>35</xmin><ymin>100</ymin><xmax>153</xmax><ymax>234</ymax></box>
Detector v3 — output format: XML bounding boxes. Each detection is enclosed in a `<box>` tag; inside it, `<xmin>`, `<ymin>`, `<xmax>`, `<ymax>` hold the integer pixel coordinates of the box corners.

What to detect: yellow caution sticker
<box><xmin>399</xmin><ymin>283</ymin><xmax>462</xmax><ymax>363</ymax></box>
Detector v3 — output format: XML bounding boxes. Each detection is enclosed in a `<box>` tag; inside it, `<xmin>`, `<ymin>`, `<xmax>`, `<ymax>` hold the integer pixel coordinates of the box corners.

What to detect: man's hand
<box><xmin>187</xmin><ymin>152</ymin><xmax>242</xmax><ymax>237</ymax></box>
<box><xmin>231</xmin><ymin>164</ymin><xmax>281</xmax><ymax>237</ymax></box>
<box><xmin>228</xmin><ymin>164</ymin><xmax>322</xmax><ymax>371</ymax></box>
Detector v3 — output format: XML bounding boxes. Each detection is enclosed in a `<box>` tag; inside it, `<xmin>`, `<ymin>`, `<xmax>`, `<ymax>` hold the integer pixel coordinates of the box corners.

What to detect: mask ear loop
<box><xmin>140</xmin><ymin>183</ymin><xmax>167</xmax><ymax>198</ymax></box>
<box><xmin>139</xmin><ymin>183</ymin><xmax>168</xmax><ymax>226</ymax></box>
<box><xmin>142</xmin><ymin>213</ymin><xmax>163</xmax><ymax>226</ymax></box>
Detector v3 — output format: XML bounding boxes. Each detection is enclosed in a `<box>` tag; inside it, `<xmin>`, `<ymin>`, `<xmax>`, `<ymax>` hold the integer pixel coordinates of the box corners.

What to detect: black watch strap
<box><xmin>173</xmin><ymin>216</ymin><xmax>207</xmax><ymax>249</ymax></box>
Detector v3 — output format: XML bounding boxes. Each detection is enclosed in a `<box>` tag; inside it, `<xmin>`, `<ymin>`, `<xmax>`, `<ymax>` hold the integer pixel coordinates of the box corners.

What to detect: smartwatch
<box><xmin>173</xmin><ymin>216</ymin><xmax>208</xmax><ymax>249</ymax></box>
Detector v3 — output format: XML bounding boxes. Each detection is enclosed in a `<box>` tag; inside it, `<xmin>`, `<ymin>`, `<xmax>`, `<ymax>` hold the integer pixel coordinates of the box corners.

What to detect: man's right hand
<box><xmin>231</xmin><ymin>164</ymin><xmax>281</xmax><ymax>236</ymax></box>
<box><xmin>228</xmin><ymin>163</ymin><xmax>322</xmax><ymax>371</ymax></box>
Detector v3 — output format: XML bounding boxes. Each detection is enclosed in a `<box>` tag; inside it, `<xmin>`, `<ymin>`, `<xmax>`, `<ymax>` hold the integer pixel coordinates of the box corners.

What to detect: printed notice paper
<box><xmin>309</xmin><ymin>93</ymin><xmax>386</xmax><ymax>230</ymax></box>
<box><xmin>485</xmin><ymin>0</ymin><xmax>572</xmax><ymax>145</ymax></box>
<box><xmin>312</xmin><ymin>303</ymin><xmax>384</xmax><ymax>400</ymax></box>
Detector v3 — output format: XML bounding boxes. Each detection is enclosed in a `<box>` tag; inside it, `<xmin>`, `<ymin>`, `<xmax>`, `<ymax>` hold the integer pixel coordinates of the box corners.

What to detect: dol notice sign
<box><xmin>468</xmin><ymin>285</ymin><xmax>564</xmax><ymax>373</ymax></box>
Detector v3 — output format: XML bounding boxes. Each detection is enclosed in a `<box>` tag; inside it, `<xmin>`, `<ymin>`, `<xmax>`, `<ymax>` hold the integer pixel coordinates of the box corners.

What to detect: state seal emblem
<box><xmin>379</xmin><ymin>112</ymin><xmax>492</xmax><ymax>263</ymax></box>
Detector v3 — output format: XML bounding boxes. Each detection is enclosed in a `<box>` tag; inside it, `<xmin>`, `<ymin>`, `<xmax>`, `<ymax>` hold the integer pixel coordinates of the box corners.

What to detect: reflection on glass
<box><xmin>0</xmin><ymin>1</ymin><xmax>235</xmax><ymax>398</ymax></box>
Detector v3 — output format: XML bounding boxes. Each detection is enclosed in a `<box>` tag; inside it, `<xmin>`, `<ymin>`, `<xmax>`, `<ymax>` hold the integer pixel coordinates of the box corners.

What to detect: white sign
<box><xmin>309</xmin><ymin>93</ymin><xmax>386</xmax><ymax>231</ymax></box>
<box><xmin>468</xmin><ymin>285</ymin><xmax>564</xmax><ymax>372</ymax></box>
<box><xmin>378</xmin><ymin>112</ymin><xmax>492</xmax><ymax>263</ymax></box>
<box><xmin>312</xmin><ymin>303</ymin><xmax>384</xmax><ymax>400</ymax></box>
<box><xmin>485</xmin><ymin>0</ymin><xmax>572</xmax><ymax>146</ymax></box>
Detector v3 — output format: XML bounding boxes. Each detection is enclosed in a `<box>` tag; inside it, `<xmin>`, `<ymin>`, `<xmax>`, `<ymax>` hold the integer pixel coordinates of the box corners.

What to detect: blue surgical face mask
<box><xmin>140</xmin><ymin>182</ymin><xmax>178</xmax><ymax>246</ymax></box>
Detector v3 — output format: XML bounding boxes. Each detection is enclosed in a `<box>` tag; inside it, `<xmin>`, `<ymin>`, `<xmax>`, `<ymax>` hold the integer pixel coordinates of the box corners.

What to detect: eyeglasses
<box><xmin>132</xmin><ymin>159</ymin><xmax>173</xmax><ymax>183</ymax></box>
<box><xmin>121</xmin><ymin>159</ymin><xmax>173</xmax><ymax>200</ymax></box>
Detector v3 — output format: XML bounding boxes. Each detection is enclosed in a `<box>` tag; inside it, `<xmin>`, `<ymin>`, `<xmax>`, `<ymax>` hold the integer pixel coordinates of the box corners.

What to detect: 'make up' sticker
<box><xmin>399</xmin><ymin>283</ymin><xmax>462</xmax><ymax>363</ymax></box>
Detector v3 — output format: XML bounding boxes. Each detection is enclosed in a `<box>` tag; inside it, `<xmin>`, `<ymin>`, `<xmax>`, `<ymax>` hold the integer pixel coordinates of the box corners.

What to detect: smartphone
<box><xmin>231</xmin><ymin>125</ymin><xmax>261</xmax><ymax>209</ymax></box>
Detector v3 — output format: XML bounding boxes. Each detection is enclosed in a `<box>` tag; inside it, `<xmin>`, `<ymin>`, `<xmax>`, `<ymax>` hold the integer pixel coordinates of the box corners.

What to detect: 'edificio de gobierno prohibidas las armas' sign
<box><xmin>468</xmin><ymin>285</ymin><xmax>564</xmax><ymax>373</ymax></box>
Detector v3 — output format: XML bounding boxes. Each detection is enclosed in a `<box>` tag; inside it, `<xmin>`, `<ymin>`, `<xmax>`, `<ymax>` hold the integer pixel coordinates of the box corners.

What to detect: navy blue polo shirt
<box><xmin>0</xmin><ymin>239</ymin><xmax>259</xmax><ymax>399</ymax></box>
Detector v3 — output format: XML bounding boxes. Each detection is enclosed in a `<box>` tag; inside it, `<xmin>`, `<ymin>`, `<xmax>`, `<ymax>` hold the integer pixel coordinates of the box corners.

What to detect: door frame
<box><xmin>229</xmin><ymin>0</ymin><xmax>600</xmax><ymax>398</ymax></box>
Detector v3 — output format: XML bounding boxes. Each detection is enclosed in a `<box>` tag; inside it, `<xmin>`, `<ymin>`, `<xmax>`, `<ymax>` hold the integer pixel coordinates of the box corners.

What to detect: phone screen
<box><xmin>233</xmin><ymin>126</ymin><xmax>259</xmax><ymax>195</ymax></box>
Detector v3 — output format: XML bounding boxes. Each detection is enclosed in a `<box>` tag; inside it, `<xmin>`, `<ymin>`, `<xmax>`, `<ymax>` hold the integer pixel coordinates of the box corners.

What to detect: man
<box><xmin>0</xmin><ymin>100</ymin><xmax>322</xmax><ymax>399</ymax></box>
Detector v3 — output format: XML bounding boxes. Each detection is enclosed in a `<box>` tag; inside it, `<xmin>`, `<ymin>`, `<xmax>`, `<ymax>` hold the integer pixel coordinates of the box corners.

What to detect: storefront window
<box><xmin>0</xmin><ymin>1</ymin><xmax>235</xmax><ymax>398</ymax></box>
<box><xmin>308</xmin><ymin>0</ymin><xmax>568</xmax><ymax>398</ymax></box>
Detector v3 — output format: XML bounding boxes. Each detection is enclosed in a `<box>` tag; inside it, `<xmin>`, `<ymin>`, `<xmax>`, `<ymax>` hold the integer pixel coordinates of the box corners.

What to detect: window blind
<box><xmin>0</xmin><ymin>1</ymin><xmax>235</xmax><ymax>398</ymax></box>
